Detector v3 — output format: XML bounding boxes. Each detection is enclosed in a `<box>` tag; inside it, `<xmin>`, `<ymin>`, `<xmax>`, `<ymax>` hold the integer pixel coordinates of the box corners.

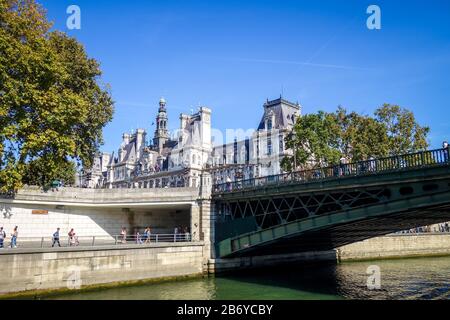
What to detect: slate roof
<box><xmin>257</xmin><ymin>98</ymin><xmax>301</xmax><ymax>131</ymax></box>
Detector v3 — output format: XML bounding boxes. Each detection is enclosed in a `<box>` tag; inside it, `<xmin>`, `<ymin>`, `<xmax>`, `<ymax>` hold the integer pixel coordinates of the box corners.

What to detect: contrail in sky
<box><xmin>229</xmin><ymin>57</ymin><xmax>374</xmax><ymax>71</ymax></box>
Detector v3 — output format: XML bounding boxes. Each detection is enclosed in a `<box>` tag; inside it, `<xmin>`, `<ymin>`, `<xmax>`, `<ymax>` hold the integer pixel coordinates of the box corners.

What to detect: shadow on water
<box><xmin>40</xmin><ymin>256</ymin><xmax>450</xmax><ymax>300</ymax></box>
<box><xmin>213</xmin><ymin>261</ymin><xmax>343</xmax><ymax>300</ymax></box>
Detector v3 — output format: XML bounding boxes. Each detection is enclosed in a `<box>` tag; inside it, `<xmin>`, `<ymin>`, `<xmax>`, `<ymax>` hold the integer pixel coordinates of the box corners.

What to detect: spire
<box><xmin>159</xmin><ymin>97</ymin><xmax>167</xmax><ymax>112</ymax></box>
<box><xmin>153</xmin><ymin>97</ymin><xmax>169</xmax><ymax>152</ymax></box>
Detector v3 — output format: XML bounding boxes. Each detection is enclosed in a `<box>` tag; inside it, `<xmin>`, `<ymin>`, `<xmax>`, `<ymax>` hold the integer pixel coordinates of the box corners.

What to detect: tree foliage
<box><xmin>282</xmin><ymin>111</ymin><xmax>341</xmax><ymax>171</ymax></box>
<box><xmin>22</xmin><ymin>156</ymin><xmax>77</xmax><ymax>188</ymax></box>
<box><xmin>374</xmin><ymin>104</ymin><xmax>430</xmax><ymax>154</ymax></box>
<box><xmin>282</xmin><ymin>104</ymin><xmax>430</xmax><ymax>171</ymax></box>
<box><xmin>0</xmin><ymin>0</ymin><xmax>114</xmax><ymax>192</ymax></box>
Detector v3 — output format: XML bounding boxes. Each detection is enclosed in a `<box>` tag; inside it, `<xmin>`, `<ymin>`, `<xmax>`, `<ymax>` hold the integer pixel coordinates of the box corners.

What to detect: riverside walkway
<box><xmin>0</xmin><ymin>234</ymin><xmax>192</xmax><ymax>252</ymax></box>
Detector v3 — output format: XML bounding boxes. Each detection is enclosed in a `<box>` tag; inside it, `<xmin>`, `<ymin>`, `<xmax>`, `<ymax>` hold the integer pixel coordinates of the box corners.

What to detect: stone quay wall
<box><xmin>0</xmin><ymin>243</ymin><xmax>205</xmax><ymax>297</ymax></box>
<box><xmin>337</xmin><ymin>233</ymin><xmax>450</xmax><ymax>261</ymax></box>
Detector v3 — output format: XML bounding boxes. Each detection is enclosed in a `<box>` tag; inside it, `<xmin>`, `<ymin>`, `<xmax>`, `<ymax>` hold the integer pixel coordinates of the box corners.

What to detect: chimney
<box><xmin>122</xmin><ymin>133</ymin><xmax>130</xmax><ymax>145</ymax></box>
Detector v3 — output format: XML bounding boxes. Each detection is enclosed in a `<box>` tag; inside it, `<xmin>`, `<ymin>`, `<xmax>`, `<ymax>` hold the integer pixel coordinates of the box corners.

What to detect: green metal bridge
<box><xmin>213</xmin><ymin>148</ymin><xmax>450</xmax><ymax>258</ymax></box>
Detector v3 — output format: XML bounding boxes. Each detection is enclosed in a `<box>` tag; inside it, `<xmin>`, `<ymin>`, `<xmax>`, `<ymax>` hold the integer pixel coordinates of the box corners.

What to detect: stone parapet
<box><xmin>2</xmin><ymin>186</ymin><xmax>199</xmax><ymax>206</ymax></box>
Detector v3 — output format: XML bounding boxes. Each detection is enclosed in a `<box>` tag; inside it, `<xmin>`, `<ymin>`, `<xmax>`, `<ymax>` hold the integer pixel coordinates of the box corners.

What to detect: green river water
<box><xmin>44</xmin><ymin>256</ymin><xmax>450</xmax><ymax>300</ymax></box>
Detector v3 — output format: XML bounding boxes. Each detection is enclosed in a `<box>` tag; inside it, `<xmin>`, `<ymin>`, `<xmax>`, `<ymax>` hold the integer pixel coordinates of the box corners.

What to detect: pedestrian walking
<box><xmin>10</xmin><ymin>226</ymin><xmax>18</xmax><ymax>248</ymax></box>
<box><xmin>184</xmin><ymin>226</ymin><xmax>190</xmax><ymax>241</ymax></box>
<box><xmin>52</xmin><ymin>228</ymin><xmax>61</xmax><ymax>247</ymax></box>
<box><xmin>174</xmin><ymin>226</ymin><xmax>180</xmax><ymax>242</ymax></box>
<box><xmin>226</xmin><ymin>176</ymin><xmax>232</xmax><ymax>192</ymax></box>
<box><xmin>339</xmin><ymin>156</ymin><xmax>348</xmax><ymax>176</ymax></box>
<box><xmin>368</xmin><ymin>156</ymin><xmax>376</xmax><ymax>172</ymax></box>
<box><xmin>51</xmin><ymin>179</ymin><xmax>61</xmax><ymax>192</ymax></box>
<box><xmin>68</xmin><ymin>228</ymin><xmax>78</xmax><ymax>246</ymax></box>
<box><xmin>120</xmin><ymin>227</ymin><xmax>127</xmax><ymax>244</ymax></box>
<box><xmin>145</xmin><ymin>227</ymin><xmax>152</xmax><ymax>244</ymax></box>
<box><xmin>142</xmin><ymin>227</ymin><xmax>148</xmax><ymax>243</ymax></box>
<box><xmin>0</xmin><ymin>227</ymin><xmax>6</xmax><ymax>249</ymax></box>
<box><xmin>443</xmin><ymin>141</ymin><xmax>449</xmax><ymax>162</ymax></box>
<box><xmin>136</xmin><ymin>232</ymin><xmax>143</xmax><ymax>245</ymax></box>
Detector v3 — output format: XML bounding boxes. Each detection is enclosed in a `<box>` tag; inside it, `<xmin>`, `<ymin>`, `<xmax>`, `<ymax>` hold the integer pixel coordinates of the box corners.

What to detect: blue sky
<box><xmin>39</xmin><ymin>0</ymin><xmax>450</xmax><ymax>152</ymax></box>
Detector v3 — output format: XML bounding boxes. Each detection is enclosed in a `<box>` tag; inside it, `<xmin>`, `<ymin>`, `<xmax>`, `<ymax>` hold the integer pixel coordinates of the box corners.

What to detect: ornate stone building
<box><xmin>80</xmin><ymin>96</ymin><xmax>301</xmax><ymax>189</ymax></box>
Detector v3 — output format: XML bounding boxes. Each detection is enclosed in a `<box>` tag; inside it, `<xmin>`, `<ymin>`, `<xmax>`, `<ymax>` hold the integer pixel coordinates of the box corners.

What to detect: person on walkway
<box><xmin>184</xmin><ymin>226</ymin><xmax>190</xmax><ymax>241</ymax></box>
<box><xmin>339</xmin><ymin>156</ymin><xmax>347</xmax><ymax>176</ymax></box>
<box><xmin>136</xmin><ymin>232</ymin><xmax>143</xmax><ymax>245</ymax></box>
<box><xmin>51</xmin><ymin>180</ymin><xmax>61</xmax><ymax>192</ymax></box>
<box><xmin>142</xmin><ymin>227</ymin><xmax>148</xmax><ymax>243</ymax></box>
<box><xmin>120</xmin><ymin>227</ymin><xmax>127</xmax><ymax>244</ymax></box>
<box><xmin>52</xmin><ymin>228</ymin><xmax>61</xmax><ymax>247</ymax></box>
<box><xmin>226</xmin><ymin>176</ymin><xmax>232</xmax><ymax>192</ymax></box>
<box><xmin>145</xmin><ymin>227</ymin><xmax>152</xmax><ymax>244</ymax></box>
<box><xmin>443</xmin><ymin>141</ymin><xmax>449</xmax><ymax>162</ymax></box>
<box><xmin>368</xmin><ymin>156</ymin><xmax>376</xmax><ymax>172</ymax></box>
<box><xmin>10</xmin><ymin>226</ymin><xmax>18</xmax><ymax>248</ymax></box>
<box><xmin>0</xmin><ymin>227</ymin><xmax>6</xmax><ymax>249</ymax></box>
<box><xmin>174</xmin><ymin>226</ymin><xmax>180</xmax><ymax>242</ymax></box>
<box><xmin>68</xmin><ymin>228</ymin><xmax>76</xmax><ymax>246</ymax></box>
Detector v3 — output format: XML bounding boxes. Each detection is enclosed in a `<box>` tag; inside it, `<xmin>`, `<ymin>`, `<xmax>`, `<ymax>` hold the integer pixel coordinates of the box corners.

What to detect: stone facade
<box><xmin>79</xmin><ymin>97</ymin><xmax>301</xmax><ymax>189</ymax></box>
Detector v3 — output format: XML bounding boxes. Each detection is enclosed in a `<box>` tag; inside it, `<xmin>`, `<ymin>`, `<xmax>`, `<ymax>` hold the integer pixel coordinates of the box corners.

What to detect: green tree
<box><xmin>283</xmin><ymin>104</ymin><xmax>429</xmax><ymax>171</ymax></box>
<box><xmin>329</xmin><ymin>108</ymin><xmax>390</xmax><ymax>161</ymax></box>
<box><xmin>281</xmin><ymin>111</ymin><xmax>341</xmax><ymax>171</ymax></box>
<box><xmin>374</xmin><ymin>104</ymin><xmax>429</xmax><ymax>154</ymax></box>
<box><xmin>0</xmin><ymin>0</ymin><xmax>114</xmax><ymax>193</ymax></box>
<box><xmin>349</xmin><ymin>114</ymin><xmax>390</xmax><ymax>161</ymax></box>
<box><xmin>22</xmin><ymin>157</ymin><xmax>77</xmax><ymax>188</ymax></box>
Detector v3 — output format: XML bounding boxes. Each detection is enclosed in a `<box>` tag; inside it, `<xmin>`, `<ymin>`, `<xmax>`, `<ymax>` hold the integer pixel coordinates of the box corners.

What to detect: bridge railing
<box><xmin>0</xmin><ymin>234</ymin><xmax>192</xmax><ymax>250</ymax></box>
<box><xmin>213</xmin><ymin>147</ymin><xmax>450</xmax><ymax>194</ymax></box>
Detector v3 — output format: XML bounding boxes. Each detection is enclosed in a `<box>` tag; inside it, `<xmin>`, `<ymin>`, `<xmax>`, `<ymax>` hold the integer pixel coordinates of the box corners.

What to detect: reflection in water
<box><xmin>45</xmin><ymin>256</ymin><xmax>450</xmax><ymax>300</ymax></box>
<box><xmin>335</xmin><ymin>258</ymin><xmax>450</xmax><ymax>300</ymax></box>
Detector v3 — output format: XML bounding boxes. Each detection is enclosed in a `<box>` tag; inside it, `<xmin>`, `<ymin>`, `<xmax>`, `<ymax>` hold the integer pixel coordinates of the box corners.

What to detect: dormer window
<box><xmin>265</xmin><ymin>111</ymin><xmax>275</xmax><ymax>131</ymax></box>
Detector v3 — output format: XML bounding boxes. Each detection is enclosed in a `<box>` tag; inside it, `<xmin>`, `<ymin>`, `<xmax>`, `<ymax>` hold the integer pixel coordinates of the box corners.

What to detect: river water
<box><xmin>45</xmin><ymin>256</ymin><xmax>450</xmax><ymax>300</ymax></box>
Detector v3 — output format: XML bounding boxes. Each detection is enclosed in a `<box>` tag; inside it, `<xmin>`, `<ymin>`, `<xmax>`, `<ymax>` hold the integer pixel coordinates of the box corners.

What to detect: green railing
<box><xmin>213</xmin><ymin>147</ymin><xmax>450</xmax><ymax>194</ymax></box>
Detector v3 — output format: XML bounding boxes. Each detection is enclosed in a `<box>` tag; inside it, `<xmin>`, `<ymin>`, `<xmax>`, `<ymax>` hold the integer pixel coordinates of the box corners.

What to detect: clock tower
<box><xmin>153</xmin><ymin>98</ymin><xmax>170</xmax><ymax>152</ymax></box>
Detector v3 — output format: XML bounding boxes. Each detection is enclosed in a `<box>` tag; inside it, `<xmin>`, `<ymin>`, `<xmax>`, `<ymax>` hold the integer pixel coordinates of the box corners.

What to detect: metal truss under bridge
<box><xmin>212</xmin><ymin>148</ymin><xmax>450</xmax><ymax>258</ymax></box>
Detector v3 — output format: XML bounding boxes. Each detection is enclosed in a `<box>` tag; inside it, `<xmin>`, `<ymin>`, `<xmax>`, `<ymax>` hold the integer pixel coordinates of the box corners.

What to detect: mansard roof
<box><xmin>122</xmin><ymin>142</ymin><xmax>136</xmax><ymax>163</ymax></box>
<box><xmin>257</xmin><ymin>97</ymin><xmax>301</xmax><ymax>131</ymax></box>
<box><xmin>108</xmin><ymin>151</ymin><xmax>115</xmax><ymax>166</ymax></box>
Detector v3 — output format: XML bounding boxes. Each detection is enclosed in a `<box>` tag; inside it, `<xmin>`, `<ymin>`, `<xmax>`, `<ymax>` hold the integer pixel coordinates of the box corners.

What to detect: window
<box><xmin>267</xmin><ymin>118</ymin><xmax>273</xmax><ymax>130</ymax></box>
<box><xmin>279</xmin><ymin>135</ymin><xmax>284</xmax><ymax>153</ymax></box>
<box><xmin>267</xmin><ymin>138</ymin><xmax>272</xmax><ymax>156</ymax></box>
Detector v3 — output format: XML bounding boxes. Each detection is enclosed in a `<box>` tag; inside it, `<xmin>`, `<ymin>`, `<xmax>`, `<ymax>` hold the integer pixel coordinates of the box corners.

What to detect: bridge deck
<box><xmin>213</xmin><ymin>148</ymin><xmax>449</xmax><ymax>196</ymax></box>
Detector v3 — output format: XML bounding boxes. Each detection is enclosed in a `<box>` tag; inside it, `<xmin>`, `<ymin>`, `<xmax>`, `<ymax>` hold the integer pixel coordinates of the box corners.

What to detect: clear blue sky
<box><xmin>39</xmin><ymin>0</ymin><xmax>450</xmax><ymax>152</ymax></box>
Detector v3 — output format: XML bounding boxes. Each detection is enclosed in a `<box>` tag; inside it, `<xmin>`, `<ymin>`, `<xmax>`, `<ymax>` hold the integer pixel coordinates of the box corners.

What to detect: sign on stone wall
<box><xmin>32</xmin><ymin>210</ymin><xmax>49</xmax><ymax>215</ymax></box>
